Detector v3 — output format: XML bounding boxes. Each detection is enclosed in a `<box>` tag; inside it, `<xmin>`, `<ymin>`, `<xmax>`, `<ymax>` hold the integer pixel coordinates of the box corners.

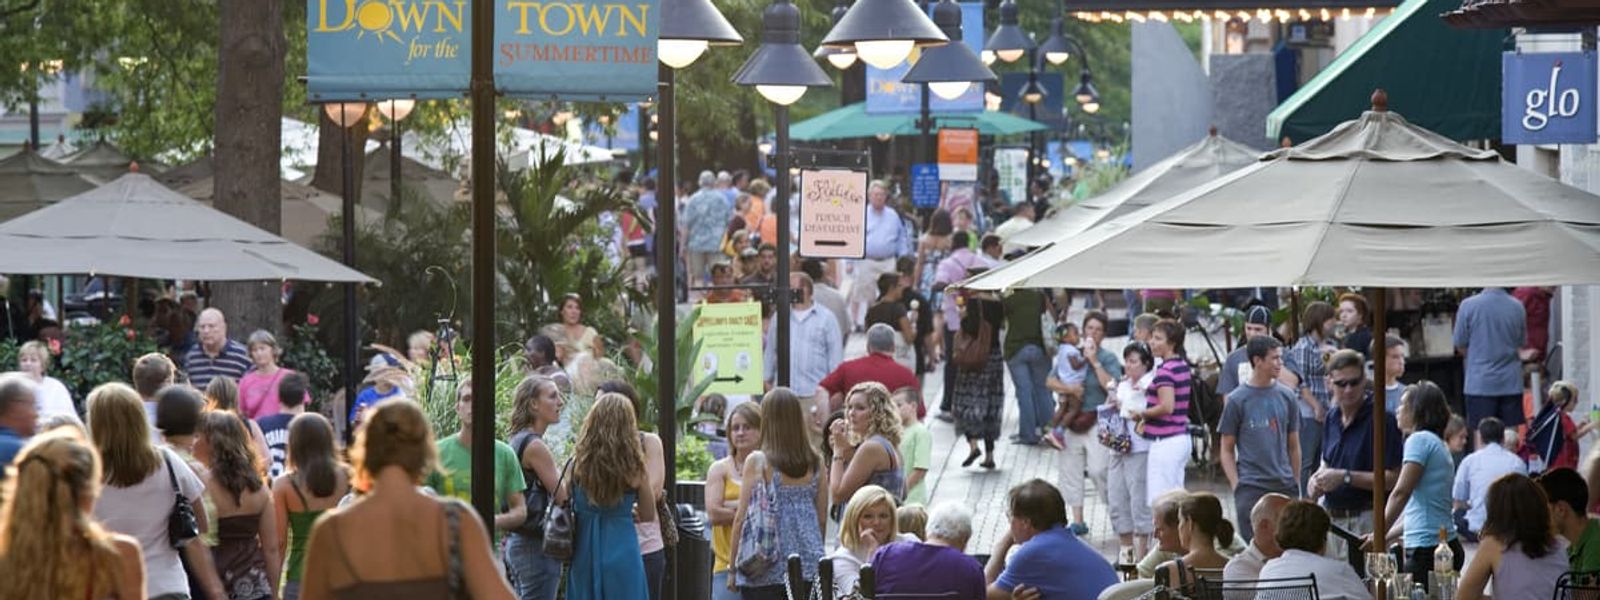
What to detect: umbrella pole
<box><xmin>1372</xmin><ymin>287</ymin><xmax>1389</xmax><ymax>598</ymax></box>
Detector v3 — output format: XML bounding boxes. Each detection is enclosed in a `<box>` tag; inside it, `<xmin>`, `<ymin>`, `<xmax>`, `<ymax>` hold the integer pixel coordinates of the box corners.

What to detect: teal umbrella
<box><xmin>789</xmin><ymin>102</ymin><xmax>1048</xmax><ymax>141</ymax></box>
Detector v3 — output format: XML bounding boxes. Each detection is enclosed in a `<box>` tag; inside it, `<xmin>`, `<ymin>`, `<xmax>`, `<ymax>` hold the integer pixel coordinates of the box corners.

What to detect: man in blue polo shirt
<box><xmin>986</xmin><ymin>479</ymin><xmax>1117</xmax><ymax>600</ymax></box>
<box><xmin>1453</xmin><ymin>287</ymin><xmax>1527</xmax><ymax>441</ymax></box>
<box><xmin>1307</xmin><ymin>349</ymin><xmax>1402</xmax><ymax>537</ymax></box>
<box><xmin>0</xmin><ymin>374</ymin><xmax>38</xmax><ymax>474</ymax></box>
<box><xmin>182</xmin><ymin>308</ymin><xmax>252</xmax><ymax>390</ymax></box>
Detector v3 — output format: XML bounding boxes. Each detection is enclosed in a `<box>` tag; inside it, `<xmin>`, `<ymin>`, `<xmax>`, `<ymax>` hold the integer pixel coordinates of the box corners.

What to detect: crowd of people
<box><xmin>0</xmin><ymin>161</ymin><xmax>1595</xmax><ymax>600</ymax></box>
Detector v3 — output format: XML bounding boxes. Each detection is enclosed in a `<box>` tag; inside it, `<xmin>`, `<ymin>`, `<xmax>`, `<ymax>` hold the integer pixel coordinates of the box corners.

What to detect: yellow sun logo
<box><xmin>355</xmin><ymin>1</ymin><xmax>403</xmax><ymax>43</ymax></box>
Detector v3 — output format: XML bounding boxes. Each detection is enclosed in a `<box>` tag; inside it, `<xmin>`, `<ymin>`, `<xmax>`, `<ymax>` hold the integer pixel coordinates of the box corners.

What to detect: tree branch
<box><xmin>0</xmin><ymin>0</ymin><xmax>41</xmax><ymax>21</ymax></box>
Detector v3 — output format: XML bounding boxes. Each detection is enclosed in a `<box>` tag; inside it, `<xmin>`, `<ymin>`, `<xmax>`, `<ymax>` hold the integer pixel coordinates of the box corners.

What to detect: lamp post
<box><xmin>656</xmin><ymin>0</ymin><xmax>741</xmax><ymax>548</ymax></box>
<box><xmin>1018</xmin><ymin>61</ymin><xmax>1047</xmax><ymax>187</ymax></box>
<box><xmin>813</xmin><ymin>0</ymin><xmax>858</xmax><ymax>70</ymax></box>
<box><xmin>376</xmin><ymin>99</ymin><xmax>415</xmax><ymax>210</ymax></box>
<box><xmin>322</xmin><ymin>100</ymin><xmax>369</xmax><ymax>437</ymax></box>
<box><xmin>820</xmin><ymin>0</ymin><xmax>948</xmax><ymax>70</ymax></box>
<box><xmin>901</xmin><ymin>0</ymin><xmax>997</xmax><ymax>168</ymax></box>
<box><xmin>736</xmin><ymin>0</ymin><xmax>833</xmax><ymax>389</ymax></box>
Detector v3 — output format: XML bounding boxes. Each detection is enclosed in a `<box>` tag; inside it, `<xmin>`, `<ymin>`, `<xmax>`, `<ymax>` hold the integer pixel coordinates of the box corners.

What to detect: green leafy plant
<box><xmin>675</xmin><ymin>435</ymin><xmax>714</xmax><ymax>482</ymax></box>
<box><xmin>627</xmin><ymin>307</ymin><xmax>715</xmax><ymax>438</ymax></box>
<box><xmin>280</xmin><ymin>322</ymin><xmax>340</xmax><ymax>406</ymax></box>
<box><xmin>0</xmin><ymin>339</ymin><xmax>16</xmax><ymax>372</ymax></box>
<box><xmin>57</xmin><ymin>320</ymin><xmax>159</xmax><ymax>399</ymax></box>
<box><xmin>417</xmin><ymin>343</ymin><xmax>527</xmax><ymax>442</ymax></box>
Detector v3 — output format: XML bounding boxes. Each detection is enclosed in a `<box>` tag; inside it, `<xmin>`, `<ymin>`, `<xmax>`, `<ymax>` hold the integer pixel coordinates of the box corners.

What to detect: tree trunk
<box><xmin>212</xmin><ymin>0</ymin><xmax>287</xmax><ymax>338</ymax></box>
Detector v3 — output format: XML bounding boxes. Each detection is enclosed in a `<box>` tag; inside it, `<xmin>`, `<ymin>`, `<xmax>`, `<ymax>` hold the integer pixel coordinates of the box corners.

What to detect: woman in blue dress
<box><xmin>560</xmin><ymin>392</ymin><xmax>655</xmax><ymax>600</ymax></box>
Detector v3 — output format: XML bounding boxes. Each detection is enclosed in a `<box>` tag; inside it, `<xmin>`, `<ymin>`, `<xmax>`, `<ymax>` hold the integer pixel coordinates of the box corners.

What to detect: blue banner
<box><xmin>1503</xmin><ymin>52</ymin><xmax>1597</xmax><ymax>145</ymax></box>
<box><xmin>865</xmin><ymin>2</ymin><xmax>983</xmax><ymax>115</ymax></box>
<box><xmin>307</xmin><ymin>0</ymin><xmax>657</xmax><ymax>102</ymax></box>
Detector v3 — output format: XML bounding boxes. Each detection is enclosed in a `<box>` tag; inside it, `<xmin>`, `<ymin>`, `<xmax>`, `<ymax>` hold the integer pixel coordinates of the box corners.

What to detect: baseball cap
<box><xmin>1245</xmin><ymin>305</ymin><xmax>1272</xmax><ymax>326</ymax></box>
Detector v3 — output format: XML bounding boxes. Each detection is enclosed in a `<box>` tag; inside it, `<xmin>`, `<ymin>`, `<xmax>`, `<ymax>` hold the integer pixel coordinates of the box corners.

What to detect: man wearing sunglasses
<box><xmin>1219</xmin><ymin>335</ymin><xmax>1302</xmax><ymax>542</ymax></box>
<box><xmin>1308</xmin><ymin>349</ymin><xmax>1403</xmax><ymax>538</ymax></box>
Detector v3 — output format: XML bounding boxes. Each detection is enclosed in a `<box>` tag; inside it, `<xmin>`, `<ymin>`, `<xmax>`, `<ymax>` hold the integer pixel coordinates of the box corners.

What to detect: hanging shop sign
<box><xmin>692</xmin><ymin>301</ymin><xmax>765</xmax><ymax>395</ymax></box>
<box><xmin>864</xmin><ymin>2</ymin><xmax>984</xmax><ymax>115</ymax></box>
<box><xmin>994</xmin><ymin>147</ymin><xmax>1028</xmax><ymax>205</ymax></box>
<box><xmin>799</xmin><ymin>168</ymin><xmax>870</xmax><ymax>258</ymax></box>
<box><xmin>307</xmin><ymin>0</ymin><xmax>658</xmax><ymax>102</ymax></box>
<box><xmin>911</xmin><ymin>163</ymin><xmax>941</xmax><ymax>208</ymax></box>
<box><xmin>937</xmin><ymin>128</ymin><xmax>979</xmax><ymax>181</ymax></box>
<box><xmin>1502</xmin><ymin>52</ymin><xmax>1597</xmax><ymax>145</ymax></box>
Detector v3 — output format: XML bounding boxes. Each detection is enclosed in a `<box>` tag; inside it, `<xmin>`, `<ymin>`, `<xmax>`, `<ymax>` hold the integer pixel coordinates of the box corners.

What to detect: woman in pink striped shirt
<box><xmin>1140</xmin><ymin>319</ymin><xmax>1192</xmax><ymax>507</ymax></box>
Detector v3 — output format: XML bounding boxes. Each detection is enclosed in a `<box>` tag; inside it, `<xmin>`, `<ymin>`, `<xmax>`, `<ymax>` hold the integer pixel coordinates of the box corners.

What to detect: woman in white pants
<box><xmin>1139</xmin><ymin>320</ymin><xmax>1193</xmax><ymax>507</ymax></box>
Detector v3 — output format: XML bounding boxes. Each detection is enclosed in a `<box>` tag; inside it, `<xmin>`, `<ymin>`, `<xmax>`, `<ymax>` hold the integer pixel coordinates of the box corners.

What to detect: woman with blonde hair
<box><xmin>0</xmin><ymin>431</ymin><xmax>144</xmax><ymax>599</ymax></box>
<box><xmin>562</xmin><ymin>392</ymin><xmax>654</xmax><ymax>599</ymax></box>
<box><xmin>730</xmin><ymin>388</ymin><xmax>827</xmax><ymax>600</ymax></box>
<box><xmin>828</xmin><ymin>382</ymin><xmax>905</xmax><ymax>508</ymax></box>
<box><xmin>271</xmin><ymin>412</ymin><xmax>349</xmax><ymax>600</ymax></box>
<box><xmin>707</xmin><ymin>401</ymin><xmax>762</xmax><ymax>600</ymax></box>
<box><xmin>15</xmin><ymin>339</ymin><xmax>76</xmax><ymax>420</ymax></box>
<box><xmin>197</xmin><ymin>411</ymin><xmax>280</xmax><ymax>599</ymax></box>
<box><xmin>300</xmin><ymin>399</ymin><xmax>512</xmax><ymax>599</ymax></box>
<box><xmin>89</xmin><ymin>382</ymin><xmax>226</xmax><ymax>600</ymax></box>
<box><xmin>826</xmin><ymin>485</ymin><xmax>911</xmax><ymax>597</ymax></box>
<box><xmin>507</xmin><ymin>375</ymin><xmax>566</xmax><ymax>600</ymax></box>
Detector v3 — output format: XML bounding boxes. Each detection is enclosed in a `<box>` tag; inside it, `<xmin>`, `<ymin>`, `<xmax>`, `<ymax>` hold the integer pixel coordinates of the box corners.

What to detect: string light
<box><xmin>1063</xmin><ymin>4</ymin><xmax>1392</xmax><ymax>22</ymax></box>
<box><xmin>1150</xmin><ymin>11</ymin><xmax>1168</xmax><ymax>21</ymax></box>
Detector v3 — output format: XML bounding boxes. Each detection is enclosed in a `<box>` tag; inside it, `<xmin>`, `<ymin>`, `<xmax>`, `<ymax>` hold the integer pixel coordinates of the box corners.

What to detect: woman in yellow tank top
<box><xmin>705</xmin><ymin>402</ymin><xmax>762</xmax><ymax>600</ymax></box>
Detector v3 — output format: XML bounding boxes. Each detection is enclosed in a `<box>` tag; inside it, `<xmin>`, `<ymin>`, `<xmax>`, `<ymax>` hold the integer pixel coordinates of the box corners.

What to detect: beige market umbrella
<box><xmin>962</xmin><ymin>92</ymin><xmax>1600</xmax><ymax>554</ymax></box>
<box><xmin>0</xmin><ymin>171</ymin><xmax>375</xmax><ymax>283</ymax></box>
<box><xmin>62</xmin><ymin>140</ymin><xmax>164</xmax><ymax>182</ymax></box>
<box><xmin>1006</xmin><ymin>129</ymin><xmax>1259</xmax><ymax>248</ymax></box>
<box><xmin>159</xmin><ymin>156</ymin><xmax>384</xmax><ymax>249</ymax></box>
<box><xmin>0</xmin><ymin>147</ymin><xmax>97</xmax><ymax>221</ymax></box>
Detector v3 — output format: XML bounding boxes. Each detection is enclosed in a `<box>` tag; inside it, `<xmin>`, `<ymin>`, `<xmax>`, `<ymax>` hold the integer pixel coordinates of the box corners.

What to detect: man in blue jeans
<box><xmin>1002</xmin><ymin>288</ymin><xmax>1054</xmax><ymax>445</ymax></box>
<box><xmin>1453</xmin><ymin>287</ymin><xmax>1528</xmax><ymax>446</ymax></box>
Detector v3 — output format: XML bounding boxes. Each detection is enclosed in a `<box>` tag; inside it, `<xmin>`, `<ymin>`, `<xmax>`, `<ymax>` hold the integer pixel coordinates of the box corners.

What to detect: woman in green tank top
<box><xmin>270</xmin><ymin>413</ymin><xmax>350</xmax><ymax>600</ymax></box>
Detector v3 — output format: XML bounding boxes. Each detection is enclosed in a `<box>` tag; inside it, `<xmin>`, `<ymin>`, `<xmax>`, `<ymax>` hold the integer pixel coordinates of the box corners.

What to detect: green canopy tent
<box><xmin>1266</xmin><ymin>0</ymin><xmax>1504</xmax><ymax>144</ymax></box>
<box><xmin>789</xmin><ymin>102</ymin><xmax>1049</xmax><ymax>141</ymax></box>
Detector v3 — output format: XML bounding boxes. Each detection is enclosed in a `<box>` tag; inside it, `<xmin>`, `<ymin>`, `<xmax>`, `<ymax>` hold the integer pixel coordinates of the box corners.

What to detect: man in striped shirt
<box><xmin>183</xmin><ymin>308</ymin><xmax>252</xmax><ymax>390</ymax></box>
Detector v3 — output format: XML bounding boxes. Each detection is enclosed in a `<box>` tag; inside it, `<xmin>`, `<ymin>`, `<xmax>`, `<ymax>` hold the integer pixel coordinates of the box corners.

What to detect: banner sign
<box><xmin>864</xmin><ymin>2</ymin><xmax>983</xmax><ymax>115</ymax></box>
<box><xmin>799</xmin><ymin>168</ymin><xmax>870</xmax><ymax>258</ymax></box>
<box><xmin>1502</xmin><ymin>52</ymin><xmax>1597</xmax><ymax>145</ymax></box>
<box><xmin>937</xmin><ymin>128</ymin><xmax>979</xmax><ymax>181</ymax></box>
<box><xmin>692</xmin><ymin>302</ymin><xmax>765</xmax><ymax>395</ymax></box>
<box><xmin>994</xmin><ymin>147</ymin><xmax>1028</xmax><ymax>205</ymax></box>
<box><xmin>307</xmin><ymin>0</ymin><xmax>658</xmax><ymax>102</ymax></box>
<box><xmin>911</xmin><ymin>163</ymin><xmax>941</xmax><ymax>208</ymax></box>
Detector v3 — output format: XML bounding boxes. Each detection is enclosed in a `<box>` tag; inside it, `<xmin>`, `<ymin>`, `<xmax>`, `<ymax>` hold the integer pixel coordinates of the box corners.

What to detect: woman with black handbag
<box><xmin>89</xmin><ymin>382</ymin><xmax>227</xmax><ymax>600</ymax></box>
<box><xmin>951</xmin><ymin>275</ymin><xmax>1007</xmax><ymax>470</ymax></box>
<box><xmin>507</xmin><ymin>375</ymin><xmax>566</xmax><ymax>600</ymax></box>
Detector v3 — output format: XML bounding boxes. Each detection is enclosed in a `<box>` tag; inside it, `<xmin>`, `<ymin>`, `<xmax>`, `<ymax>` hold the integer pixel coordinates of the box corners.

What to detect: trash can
<box><xmin>673</xmin><ymin>503</ymin><xmax>712</xmax><ymax>600</ymax></box>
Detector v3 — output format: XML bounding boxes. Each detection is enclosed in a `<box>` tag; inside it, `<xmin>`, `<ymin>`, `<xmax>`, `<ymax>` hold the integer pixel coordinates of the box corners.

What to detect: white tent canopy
<box><xmin>964</xmin><ymin>108</ymin><xmax>1600</xmax><ymax>291</ymax></box>
<box><xmin>0</xmin><ymin>172</ymin><xmax>375</xmax><ymax>283</ymax></box>
<box><xmin>1008</xmin><ymin>132</ymin><xmax>1259</xmax><ymax>248</ymax></box>
<box><xmin>401</xmin><ymin>123</ymin><xmax>616</xmax><ymax>175</ymax></box>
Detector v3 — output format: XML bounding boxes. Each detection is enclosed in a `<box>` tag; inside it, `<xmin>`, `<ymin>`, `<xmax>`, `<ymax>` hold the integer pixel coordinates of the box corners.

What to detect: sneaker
<box><xmin>1043</xmin><ymin>433</ymin><xmax>1065</xmax><ymax>450</ymax></box>
<box><xmin>1070</xmin><ymin>522</ymin><xmax>1089</xmax><ymax>536</ymax></box>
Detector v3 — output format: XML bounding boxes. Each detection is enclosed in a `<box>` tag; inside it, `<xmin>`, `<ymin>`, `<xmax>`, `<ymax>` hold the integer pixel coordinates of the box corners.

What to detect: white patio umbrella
<box><xmin>0</xmin><ymin>171</ymin><xmax>376</xmax><ymax>283</ymax></box>
<box><xmin>962</xmin><ymin>92</ymin><xmax>1600</xmax><ymax>549</ymax></box>
<box><xmin>1007</xmin><ymin>130</ymin><xmax>1259</xmax><ymax>248</ymax></box>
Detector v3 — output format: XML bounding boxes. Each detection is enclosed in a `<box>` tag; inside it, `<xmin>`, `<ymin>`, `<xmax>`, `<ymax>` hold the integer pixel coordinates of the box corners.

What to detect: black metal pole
<box><xmin>468</xmin><ymin>0</ymin><xmax>497</xmax><ymax>526</ymax></box>
<box><xmin>340</xmin><ymin>122</ymin><xmax>358</xmax><ymax>437</ymax></box>
<box><xmin>28</xmin><ymin>97</ymin><xmax>39</xmax><ymax>150</ymax></box>
<box><xmin>775</xmin><ymin>103</ymin><xmax>792</xmax><ymax>388</ymax></box>
<box><xmin>918</xmin><ymin>0</ymin><xmax>933</xmax><ymax>169</ymax></box>
<box><xmin>391</xmin><ymin>114</ymin><xmax>403</xmax><ymax>209</ymax></box>
<box><xmin>657</xmin><ymin>63</ymin><xmax>679</xmax><ymax>492</ymax></box>
<box><xmin>640</xmin><ymin>104</ymin><xmax>652</xmax><ymax>174</ymax></box>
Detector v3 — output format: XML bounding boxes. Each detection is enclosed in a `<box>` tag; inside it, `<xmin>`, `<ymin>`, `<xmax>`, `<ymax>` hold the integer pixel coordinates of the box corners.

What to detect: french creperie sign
<box><xmin>307</xmin><ymin>0</ymin><xmax>658</xmax><ymax>101</ymax></box>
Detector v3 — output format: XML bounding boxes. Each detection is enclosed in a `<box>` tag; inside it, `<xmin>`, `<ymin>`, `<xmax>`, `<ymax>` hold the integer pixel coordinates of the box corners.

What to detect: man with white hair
<box><xmin>716</xmin><ymin>170</ymin><xmax>737</xmax><ymax>208</ymax></box>
<box><xmin>0</xmin><ymin>373</ymin><xmax>38</xmax><ymax>471</ymax></box>
<box><xmin>182</xmin><ymin>307</ymin><xmax>252</xmax><ymax>390</ymax></box>
<box><xmin>684</xmin><ymin>170</ymin><xmax>733</xmax><ymax>292</ymax></box>
<box><xmin>1223</xmin><ymin>492</ymin><xmax>1292</xmax><ymax>581</ymax></box>
<box><xmin>872</xmin><ymin>502</ymin><xmax>987</xmax><ymax>598</ymax></box>
<box><xmin>817</xmin><ymin>323</ymin><xmax>918</xmax><ymax>414</ymax></box>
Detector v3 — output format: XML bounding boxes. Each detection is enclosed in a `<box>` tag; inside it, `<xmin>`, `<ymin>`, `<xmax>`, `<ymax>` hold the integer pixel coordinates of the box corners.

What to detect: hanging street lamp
<box><xmin>983</xmin><ymin>0</ymin><xmax>1033</xmax><ymax>64</ymax></box>
<box><xmin>819</xmin><ymin>0</ymin><xmax>947</xmax><ymax>69</ymax></box>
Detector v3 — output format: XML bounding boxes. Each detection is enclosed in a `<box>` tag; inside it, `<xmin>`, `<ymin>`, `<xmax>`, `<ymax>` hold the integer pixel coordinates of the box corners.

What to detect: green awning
<box><xmin>1266</xmin><ymin>0</ymin><xmax>1505</xmax><ymax>143</ymax></box>
<box><xmin>790</xmin><ymin>102</ymin><xmax>1049</xmax><ymax>141</ymax></box>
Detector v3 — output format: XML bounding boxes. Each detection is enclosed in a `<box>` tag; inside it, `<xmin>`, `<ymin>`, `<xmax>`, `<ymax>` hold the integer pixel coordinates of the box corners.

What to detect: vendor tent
<box><xmin>960</xmin><ymin>94</ymin><xmax>1600</xmax><ymax>545</ymax></box>
<box><xmin>158</xmin><ymin>157</ymin><xmax>385</xmax><ymax>249</ymax></box>
<box><xmin>362</xmin><ymin>147</ymin><xmax>467</xmax><ymax>212</ymax></box>
<box><xmin>1006</xmin><ymin>130</ymin><xmax>1258</xmax><ymax>248</ymax></box>
<box><xmin>0</xmin><ymin>171</ymin><xmax>375</xmax><ymax>283</ymax></box>
<box><xmin>0</xmin><ymin>148</ymin><xmax>97</xmax><ymax>221</ymax></box>
<box><xmin>62</xmin><ymin>141</ymin><xmax>162</xmax><ymax>182</ymax></box>
<box><xmin>789</xmin><ymin>102</ymin><xmax>1049</xmax><ymax>141</ymax></box>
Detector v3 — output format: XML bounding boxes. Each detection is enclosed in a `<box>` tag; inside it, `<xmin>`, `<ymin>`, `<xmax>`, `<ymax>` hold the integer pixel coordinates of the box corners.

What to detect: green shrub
<box><xmin>57</xmin><ymin>320</ymin><xmax>158</xmax><ymax>399</ymax></box>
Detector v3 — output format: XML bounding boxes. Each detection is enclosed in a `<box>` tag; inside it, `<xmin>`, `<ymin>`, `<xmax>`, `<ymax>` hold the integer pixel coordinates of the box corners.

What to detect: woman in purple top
<box><xmin>1140</xmin><ymin>319</ymin><xmax>1192</xmax><ymax>507</ymax></box>
<box><xmin>871</xmin><ymin>502</ymin><xmax>987</xmax><ymax>599</ymax></box>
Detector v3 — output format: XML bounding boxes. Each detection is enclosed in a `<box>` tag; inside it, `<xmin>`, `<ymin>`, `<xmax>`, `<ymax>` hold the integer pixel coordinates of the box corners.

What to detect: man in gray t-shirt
<box><xmin>1220</xmin><ymin>336</ymin><xmax>1302</xmax><ymax>542</ymax></box>
<box><xmin>1217</xmin><ymin>305</ymin><xmax>1275</xmax><ymax>398</ymax></box>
